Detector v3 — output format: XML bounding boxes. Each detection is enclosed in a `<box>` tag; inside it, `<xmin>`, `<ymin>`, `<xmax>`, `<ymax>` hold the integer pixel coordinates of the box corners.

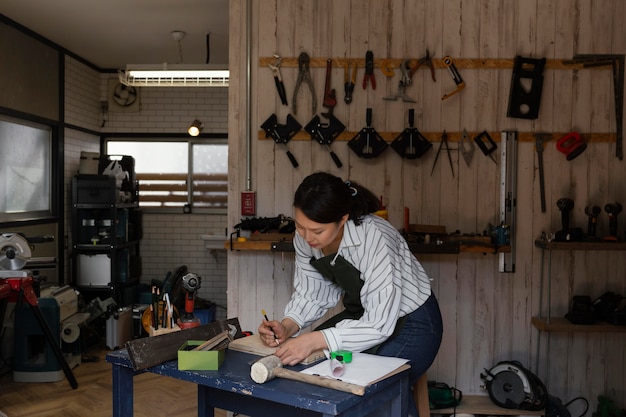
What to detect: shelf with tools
<box><xmin>532</xmin><ymin>238</ymin><xmax>626</xmax><ymax>383</ymax></box>
<box><xmin>532</xmin><ymin>238</ymin><xmax>626</xmax><ymax>332</ymax></box>
<box><xmin>224</xmin><ymin>237</ymin><xmax>510</xmax><ymax>255</ymax></box>
<box><xmin>533</xmin><ymin>239</ymin><xmax>626</xmax><ymax>329</ymax></box>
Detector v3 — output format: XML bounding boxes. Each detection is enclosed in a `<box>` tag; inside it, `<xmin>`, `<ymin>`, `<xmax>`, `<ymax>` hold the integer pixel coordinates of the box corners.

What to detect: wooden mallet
<box><xmin>250</xmin><ymin>355</ymin><xmax>365</xmax><ymax>396</ymax></box>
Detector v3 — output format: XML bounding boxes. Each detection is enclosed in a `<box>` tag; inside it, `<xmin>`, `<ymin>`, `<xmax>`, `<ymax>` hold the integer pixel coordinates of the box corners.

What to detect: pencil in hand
<box><xmin>261</xmin><ymin>309</ymin><xmax>280</xmax><ymax>346</ymax></box>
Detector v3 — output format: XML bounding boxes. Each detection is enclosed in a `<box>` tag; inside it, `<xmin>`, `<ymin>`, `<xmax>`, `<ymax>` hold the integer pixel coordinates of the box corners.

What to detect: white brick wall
<box><xmin>63</xmin><ymin>56</ymin><xmax>229</xmax><ymax>319</ymax></box>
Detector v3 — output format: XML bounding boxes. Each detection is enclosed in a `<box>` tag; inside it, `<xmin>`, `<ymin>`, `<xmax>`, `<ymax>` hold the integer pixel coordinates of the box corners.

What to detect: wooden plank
<box><xmin>126</xmin><ymin>319</ymin><xmax>242</xmax><ymax>371</ymax></box>
<box><xmin>531</xmin><ymin>317</ymin><xmax>626</xmax><ymax>333</ymax></box>
<box><xmin>258</xmin><ymin>130</ymin><xmax>618</xmax><ymax>143</ymax></box>
<box><xmin>258</xmin><ymin>57</ymin><xmax>598</xmax><ymax>70</ymax></box>
<box><xmin>432</xmin><ymin>395</ymin><xmax>544</xmax><ymax>416</ymax></box>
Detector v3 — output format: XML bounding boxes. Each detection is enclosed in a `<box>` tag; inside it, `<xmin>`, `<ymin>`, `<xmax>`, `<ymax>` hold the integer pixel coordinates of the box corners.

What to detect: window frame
<box><xmin>0</xmin><ymin>114</ymin><xmax>57</xmax><ymax>224</ymax></box>
<box><xmin>104</xmin><ymin>135</ymin><xmax>228</xmax><ymax>215</ymax></box>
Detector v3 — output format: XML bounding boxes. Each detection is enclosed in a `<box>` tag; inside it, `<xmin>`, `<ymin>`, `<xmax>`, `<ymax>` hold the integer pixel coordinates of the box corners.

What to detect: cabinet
<box><xmin>71</xmin><ymin>175</ymin><xmax>142</xmax><ymax>305</ymax></box>
<box><xmin>531</xmin><ymin>239</ymin><xmax>626</xmax><ymax>378</ymax></box>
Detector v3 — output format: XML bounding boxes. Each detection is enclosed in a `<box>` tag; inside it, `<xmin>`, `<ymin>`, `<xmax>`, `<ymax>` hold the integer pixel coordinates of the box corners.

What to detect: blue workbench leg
<box><xmin>198</xmin><ymin>385</ymin><xmax>214</xmax><ymax>417</ymax></box>
<box><xmin>111</xmin><ymin>363</ymin><xmax>135</xmax><ymax>417</ymax></box>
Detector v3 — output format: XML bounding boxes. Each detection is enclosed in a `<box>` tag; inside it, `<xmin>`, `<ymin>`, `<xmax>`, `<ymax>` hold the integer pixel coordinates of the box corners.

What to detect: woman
<box><xmin>259</xmin><ymin>172</ymin><xmax>443</xmax><ymax>413</ymax></box>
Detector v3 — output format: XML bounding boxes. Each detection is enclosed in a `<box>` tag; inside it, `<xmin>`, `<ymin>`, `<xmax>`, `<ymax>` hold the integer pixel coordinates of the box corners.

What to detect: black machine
<box><xmin>481</xmin><ymin>361</ymin><xmax>547</xmax><ymax>411</ymax></box>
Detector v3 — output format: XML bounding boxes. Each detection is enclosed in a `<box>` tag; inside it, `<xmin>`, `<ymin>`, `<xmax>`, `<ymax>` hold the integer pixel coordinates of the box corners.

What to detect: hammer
<box><xmin>250</xmin><ymin>355</ymin><xmax>365</xmax><ymax>396</ymax></box>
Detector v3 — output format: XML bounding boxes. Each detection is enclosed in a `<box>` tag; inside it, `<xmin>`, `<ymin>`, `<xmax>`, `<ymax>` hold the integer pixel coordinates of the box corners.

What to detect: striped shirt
<box><xmin>284</xmin><ymin>214</ymin><xmax>431</xmax><ymax>353</ymax></box>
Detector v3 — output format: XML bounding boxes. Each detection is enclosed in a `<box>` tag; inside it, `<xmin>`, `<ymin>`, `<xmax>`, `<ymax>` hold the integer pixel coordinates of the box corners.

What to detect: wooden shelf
<box><xmin>534</xmin><ymin>239</ymin><xmax>626</xmax><ymax>251</ymax></box>
<box><xmin>431</xmin><ymin>394</ymin><xmax>544</xmax><ymax>416</ymax></box>
<box><xmin>531</xmin><ymin>317</ymin><xmax>626</xmax><ymax>333</ymax></box>
<box><xmin>225</xmin><ymin>239</ymin><xmax>510</xmax><ymax>254</ymax></box>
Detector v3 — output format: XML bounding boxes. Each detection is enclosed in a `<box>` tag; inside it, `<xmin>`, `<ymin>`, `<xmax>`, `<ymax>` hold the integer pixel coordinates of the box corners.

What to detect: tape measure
<box><xmin>330</xmin><ymin>350</ymin><xmax>352</xmax><ymax>363</ymax></box>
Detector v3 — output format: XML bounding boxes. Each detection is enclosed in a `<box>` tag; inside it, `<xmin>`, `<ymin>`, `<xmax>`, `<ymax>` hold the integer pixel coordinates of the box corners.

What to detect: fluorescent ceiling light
<box><xmin>118</xmin><ymin>64</ymin><xmax>229</xmax><ymax>87</ymax></box>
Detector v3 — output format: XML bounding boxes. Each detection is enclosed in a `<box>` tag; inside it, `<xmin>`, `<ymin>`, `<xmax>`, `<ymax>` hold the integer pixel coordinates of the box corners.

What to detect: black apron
<box><xmin>310</xmin><ymin>253</ymin><xmax>406</xmax><ymax>353</ymax></box>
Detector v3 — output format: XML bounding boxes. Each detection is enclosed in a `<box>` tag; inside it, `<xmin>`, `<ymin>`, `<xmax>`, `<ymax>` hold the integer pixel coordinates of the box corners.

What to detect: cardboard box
<box><xmin>178</xmin><ymin>341</ymin><xmax>225</xmax><ymax>371</ymax></box>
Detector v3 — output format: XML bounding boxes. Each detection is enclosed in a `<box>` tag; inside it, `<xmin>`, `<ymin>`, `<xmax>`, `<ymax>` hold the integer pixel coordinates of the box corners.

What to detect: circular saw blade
<box><xmin>0</xmin><ymin>233</ymin><xmax>32</xmax><ymax>271</ymax></box>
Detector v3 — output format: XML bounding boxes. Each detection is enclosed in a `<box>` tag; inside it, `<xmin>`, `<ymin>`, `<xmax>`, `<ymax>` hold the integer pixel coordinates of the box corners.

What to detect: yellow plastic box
<box><xmin>177</xmin><ymin>340</ymin><xmax>225</xmax><ymax>371</ymax></box>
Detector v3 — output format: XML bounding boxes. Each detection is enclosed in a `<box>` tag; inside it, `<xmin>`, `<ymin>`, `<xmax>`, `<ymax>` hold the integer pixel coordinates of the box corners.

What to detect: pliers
<box><xmin>268</xmin><ymin>54</ymin><xmax>288</xmax><ymax>106</ymax></box>
<box><xmin>362</xmin><ymin>50</ymin><xmax>376</xmax><ymax>90</ymax></box>
<box><xmin>292</xmin><ymin>52</ymin><xmax>317</xmax><ymax>115</ymax></box>
<box><xmin>410</xmin><ymin>49</ymin><xmax>436</xmax><ymax>82</ymax></box>
<box><xmin>344</xmin><ymin>60</ymin><xmax>357</xmax><ymax>104</ymax></box>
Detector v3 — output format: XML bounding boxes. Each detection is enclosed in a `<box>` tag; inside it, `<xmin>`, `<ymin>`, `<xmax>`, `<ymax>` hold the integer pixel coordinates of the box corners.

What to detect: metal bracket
<box><xmin>499</xmin><ymin>131</ymin><xmax>518</xmax><ymax>273</ymax></box>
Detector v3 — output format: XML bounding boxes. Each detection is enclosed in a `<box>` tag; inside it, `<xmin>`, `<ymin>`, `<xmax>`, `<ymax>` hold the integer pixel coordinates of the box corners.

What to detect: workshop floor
<box><xmin>0</xmin><ymin>342</ymin><xmax>227</xmax><ymax>417</ymax></box>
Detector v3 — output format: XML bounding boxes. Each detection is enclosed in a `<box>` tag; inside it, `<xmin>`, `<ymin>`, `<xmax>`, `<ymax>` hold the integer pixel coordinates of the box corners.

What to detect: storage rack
<box><xmin>71</xmin><ymin>175</ymin><xmax>142</xmax><ymax>306</ymax></box>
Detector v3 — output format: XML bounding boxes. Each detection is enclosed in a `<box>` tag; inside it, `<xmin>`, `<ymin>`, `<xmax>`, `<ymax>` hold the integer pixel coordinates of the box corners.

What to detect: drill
<box><xmin>584</xmin><ymin>205</ymin><xmax>601</xmax><ymax>239</ymax></box>
<box><xmin>555</xmin><ymin>198</ymin><xmax>583</xmax><ymax>241</ymax></box>
<box><xmin>604</xmin><ymin>202</ymin><xmax>622</xmax><ymax>242</ymax></box>
<box><xmin>177</xmin><ymin>273</ymin><xmax>202</xmax><ymax>329</ymax></box>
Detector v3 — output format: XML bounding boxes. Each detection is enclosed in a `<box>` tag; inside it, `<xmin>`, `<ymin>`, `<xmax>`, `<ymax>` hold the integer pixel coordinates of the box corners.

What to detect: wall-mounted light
<box><xmin>188</xmin><ymin>119</ymin><xmax>203</xmax><ymax>136</ymax></box>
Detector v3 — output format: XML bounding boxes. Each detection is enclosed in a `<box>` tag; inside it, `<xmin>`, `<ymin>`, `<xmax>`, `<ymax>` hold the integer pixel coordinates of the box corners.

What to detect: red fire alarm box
<box><xmin>241</xmin><ymin>191</ymin><xmax>256</xmax><ymax>216</ymax></box>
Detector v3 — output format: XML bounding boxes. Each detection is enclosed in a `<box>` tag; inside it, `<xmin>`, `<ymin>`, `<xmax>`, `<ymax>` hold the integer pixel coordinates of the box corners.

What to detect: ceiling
<box><xmin>1</xmin><ymin>0</ymin><xmax>229</xmax><ymax>70</ymax></box>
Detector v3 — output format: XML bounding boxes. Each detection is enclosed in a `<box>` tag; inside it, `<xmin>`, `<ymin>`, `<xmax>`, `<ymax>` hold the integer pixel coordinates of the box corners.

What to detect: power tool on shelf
<box><xmin>177</xmin><ymin>272</ymin><xmax>202</xmax><ymax>329</ymax></box>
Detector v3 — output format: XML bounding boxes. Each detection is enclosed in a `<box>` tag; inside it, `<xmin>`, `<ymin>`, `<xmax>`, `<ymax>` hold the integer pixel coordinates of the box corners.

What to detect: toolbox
<box><xmin>106</xmin><ymin>307</ymin><xmax>133</xmax><ymax>350</ymax></box>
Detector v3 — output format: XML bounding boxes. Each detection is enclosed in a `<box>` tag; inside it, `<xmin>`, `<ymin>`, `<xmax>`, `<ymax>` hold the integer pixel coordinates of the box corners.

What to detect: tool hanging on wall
<box><xmin>380</xmin><ymin>59</ymin><xmax>395</xmax><ymax>77</ymax></box>
<box><xmin>458</xmin><ymin>129</ymin><xmax>474</xmax><ymax>167</ymax></box>
<box><xmin>533</xmin><ymin>132</ymin><xmax>551</xmax><ymax>213</ymax></box>
<box><xmin>304</xmin><ymin>114</ymin><xmax>345</xmax><ymax>168</ymax></box>
<box><xmin>441</xmin><ymin>56</ymin><xmax>465</xmax><ymax>100</ymax></box>
<box><xmin>499</xmin><ymin>131</ymin><xmax>518</xmax><ymax>272</ymax></box>
<box><xmin>383</xmin><ymin>60</ymin><xmax>416</xmax><ymax>102</ymax></box>
<box><xmin>567</xmin><ymin>54</ymin><xmax>624</xmax><ymax>160</ymax></box>
<box><xmin>507</xmin><ymin>56</ymin><xmax>546</xmax><ymax>119</ymax></box>
<box><xmin>474</xmin><ymin>131</ymin><xmax>498</xmax><ymax>164</ymax></box>
<box><xmin>292</xmin><ymin>52</ymin><xmax>317</xmax><ymax>115</ymax></box>
<box><xmin>430</xmin><ymin>130</ymin><xmax>454</xmax><ymax>177</ymax></box>
<box><xmin>362</xmin><ymin>50</ymin><xmax>376</xmax><ymax>90</ymax></box>
<box><xmin>344</xmin><ymin>60</ymin><xmax>357</xmax><ymax>104</ymax></box>
<box><xmin>260</xmin><ymin>114</ymin><xmax>301</xmax><ymax>168</ymax></box>
<box><xmin>322</xmin><ymin>59</ymin><xmax>337</xmax><ymax>118</ymax></box>
<box><xmin>556</xmin><ymin>132</ymin><xmax>586</xmax><ymax>160</ymax></box>
<box><xmin>410</xmin><ymin>49</ymin><xmax>436</xmax><ymax>82</ymax></box>
<box><xmin>391</xmin><ymin>109</ymin><xmax>432</xmax><ymax>159</ymax></box>
<box><xmin>348</xmin><ymin>108</ymin><xmax>388</xmax><ymax>158</ymax></box>
<box><xmin>268</xmin><ymin>54</ymin><xmax>288</xmax><ymax>106</ymax></box>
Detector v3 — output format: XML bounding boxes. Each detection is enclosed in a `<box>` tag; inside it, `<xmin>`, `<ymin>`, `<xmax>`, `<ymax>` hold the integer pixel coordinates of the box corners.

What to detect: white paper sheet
<box><xmin>300</xmin><ymin>352</ymin><xmax>409</xmax><ymax>386</ymax></box>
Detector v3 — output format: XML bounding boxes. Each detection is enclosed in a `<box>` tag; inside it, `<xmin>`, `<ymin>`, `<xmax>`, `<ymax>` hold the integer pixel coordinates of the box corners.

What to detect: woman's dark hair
<box><xmin>293</xmin><ymin>172</ymin><xmax>380</xmax><ymax>225</ymax></box>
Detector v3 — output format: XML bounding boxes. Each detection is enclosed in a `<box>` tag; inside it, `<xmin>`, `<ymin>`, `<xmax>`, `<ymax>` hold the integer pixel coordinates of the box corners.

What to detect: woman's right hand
<box><xmin>258</xmin><ymin>319</ymin><xmax>285</xmax><ymax>347</ymax></box>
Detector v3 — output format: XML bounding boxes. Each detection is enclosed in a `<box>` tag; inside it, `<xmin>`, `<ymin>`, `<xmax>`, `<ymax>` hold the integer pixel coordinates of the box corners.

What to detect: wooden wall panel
<box><xmin>228</xmin><ymin>0</ymin><xmax>626</xmax><ymax>407</ymax></box>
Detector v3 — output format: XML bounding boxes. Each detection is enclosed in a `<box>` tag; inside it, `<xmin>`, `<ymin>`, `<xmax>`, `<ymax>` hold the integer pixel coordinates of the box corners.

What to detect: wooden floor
<box><xmin>0</xmin><ymin>343</ymin><xmax>227</xmax><ymax>417</ymax></box>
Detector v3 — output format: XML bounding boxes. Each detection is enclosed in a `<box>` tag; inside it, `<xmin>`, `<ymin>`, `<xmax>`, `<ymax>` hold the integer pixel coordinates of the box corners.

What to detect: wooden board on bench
<box><xmin>431</xmin><ymin>395</ymin><xmax>544</xmax><ymax>416</ymax></box>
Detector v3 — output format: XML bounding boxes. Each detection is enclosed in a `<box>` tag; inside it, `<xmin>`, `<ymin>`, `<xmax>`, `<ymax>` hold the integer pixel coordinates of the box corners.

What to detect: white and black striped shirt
<box><xmin>284</xmin><ymin>214</ymin><xmax>431</xmax><ymax>353</ymax></box>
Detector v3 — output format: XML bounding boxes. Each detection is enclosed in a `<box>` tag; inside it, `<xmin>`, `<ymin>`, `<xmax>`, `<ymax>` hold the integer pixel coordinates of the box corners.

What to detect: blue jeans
<box><xmin>376</xmin><ymin>293</ymin><xmax>443</xmax><ymax>416</ymax></box>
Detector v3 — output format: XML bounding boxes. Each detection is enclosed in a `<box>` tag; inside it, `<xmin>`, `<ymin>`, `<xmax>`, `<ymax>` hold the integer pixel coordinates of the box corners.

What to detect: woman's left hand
<box><xmin>275</xmin><ymin>331</ymin><xmax>327</xmax><ymax>366</ymax></box>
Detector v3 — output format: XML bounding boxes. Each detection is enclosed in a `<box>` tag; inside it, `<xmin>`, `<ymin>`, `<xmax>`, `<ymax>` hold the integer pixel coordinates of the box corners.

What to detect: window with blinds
<box><xmin>106</xmin><ymin>139</ymin><xmax>227</xmax><ymax>211</ymax></box>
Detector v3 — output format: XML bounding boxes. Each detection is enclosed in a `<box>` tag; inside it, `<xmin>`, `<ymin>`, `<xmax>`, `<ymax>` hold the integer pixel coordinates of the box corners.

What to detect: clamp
<box><xmin>292</xmin><ymin>52</ymin><xmax>317</xmax><ymax>115</ymax></box>
<box><xmin>410</xmin><ymin>49</ymin><xmax>436</xmax><ymax>82</ymax></box>
<box><xmin>268</xmin><ymin>54</ymin><xmax>288</xmax><ymax>106</ymax></box>
<box><xmin>383</xmin><ymin>60</ymin><xmax>416</xmax><ymax>102</ymax></box>
<box><xmin>362</xmin><ymin>50</ymin><xmax>376</xmax><ymax>90</ymax></box>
